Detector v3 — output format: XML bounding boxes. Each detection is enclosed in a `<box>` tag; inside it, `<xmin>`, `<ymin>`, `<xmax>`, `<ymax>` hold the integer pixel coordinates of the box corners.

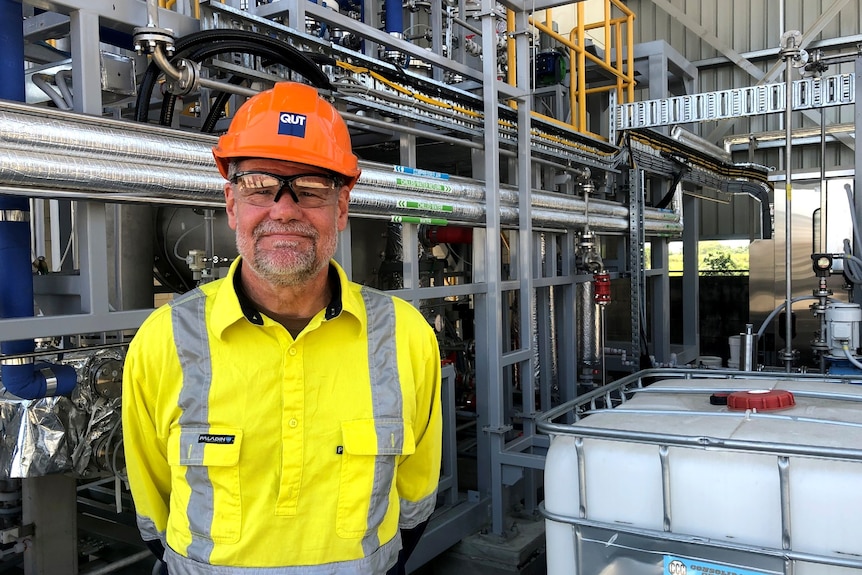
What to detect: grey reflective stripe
<box><xmin>359</xmin><ymin>287</ymin><xmax>403</xmax><ymax>557</ymax></box>
<box><xmin>170</xmin><ymin>288</ymin><xmax>216</xmax><ymax>562</ymax></box>
<box><xmin>136</xmin><ymin>513</ymin><xmax>165</xmax><ymax>543</ymax></box>
<box><xmin>164</xmin><ymin>534</ymin><xmax>400</xmax><ymax>575</ymax></box>
<box><xmin>399</xmin><ymin>491</ymin><xmax>437</xmax><ymax>529</ymax></box>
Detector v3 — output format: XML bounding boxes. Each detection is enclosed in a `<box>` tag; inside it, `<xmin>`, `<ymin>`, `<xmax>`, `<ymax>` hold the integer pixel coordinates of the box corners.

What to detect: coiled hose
<box><xmin>134</xmin><ymin>28</ymin><xmax>334</xmax><ymax>131</ymax></box>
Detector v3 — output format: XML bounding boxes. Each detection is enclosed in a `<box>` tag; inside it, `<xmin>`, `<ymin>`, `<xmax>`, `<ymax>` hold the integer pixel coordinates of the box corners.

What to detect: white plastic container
<box><xmin>728</xmin><ymin>334</ymin><xmax>741</xmax><ymax>366</ymax></box>
<box><xmin>543</xmin><ymin>377</ymin><xmax>862</xmax><ymax>575</ymax></box>
<box><xmin>696</xmin><ymin>355</ymin><xmax>722</xmax><ymax>368</ymax></box>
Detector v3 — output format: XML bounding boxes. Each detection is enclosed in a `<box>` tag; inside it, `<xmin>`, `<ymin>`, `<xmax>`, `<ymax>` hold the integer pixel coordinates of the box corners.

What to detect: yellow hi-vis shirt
<box><xmin>122</xmin><ymin>258</ymin><xmax>442</xmax><ymax>573</ymax></box>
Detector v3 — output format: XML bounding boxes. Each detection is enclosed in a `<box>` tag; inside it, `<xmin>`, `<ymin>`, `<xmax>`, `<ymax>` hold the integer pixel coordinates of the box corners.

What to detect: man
<box><xmin>122</xmin><ymin>81</ymin><xmax>442</xmax><ymax>575</ymax></box>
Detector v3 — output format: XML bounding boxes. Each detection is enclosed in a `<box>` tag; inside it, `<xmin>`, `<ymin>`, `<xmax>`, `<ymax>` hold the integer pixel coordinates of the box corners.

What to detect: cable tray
<box><xmin>616</xmin><ymin>72</ymin><xmax>855</xmax><ymax>130</ymax></box>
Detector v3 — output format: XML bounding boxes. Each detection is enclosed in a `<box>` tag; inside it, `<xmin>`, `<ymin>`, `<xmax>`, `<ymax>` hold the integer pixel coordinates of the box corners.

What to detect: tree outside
<box><xmin>654</xmin><ymin>240</ymin><xmax>749</xmax><ymax>275</ymax></box>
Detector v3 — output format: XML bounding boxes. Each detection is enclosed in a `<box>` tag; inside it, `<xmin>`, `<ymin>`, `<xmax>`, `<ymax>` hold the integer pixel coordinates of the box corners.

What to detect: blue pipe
<box><xmin>384</xmin><ymin>0</ymin><xmax>402</xmax><ymax>35</ymax></box>
<box><xmin>0</xmin><ymin>0</ymin><xmax>76</xmax><ymax>399</ymax></box>
<box><xmin>0</xmin><ymin>0</ymin><xmax>25</xmax><ymax>103</ymax></box>
<box><xmin>0</xmin><ymin>196</ymin><xmax>77</xmax><ymax>399</ymax></box>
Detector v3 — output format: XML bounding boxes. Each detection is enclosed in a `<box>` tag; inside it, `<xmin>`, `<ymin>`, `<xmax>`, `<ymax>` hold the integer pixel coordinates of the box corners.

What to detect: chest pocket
<box><xmin>167</xmin><ymin>426</ymin><xmax>244</xmax><ymax>544</ymax></box>
<box><xmin>336</xmin><ymin>419</ymin><xmax>415</xmax><ymax>538</ymax></box>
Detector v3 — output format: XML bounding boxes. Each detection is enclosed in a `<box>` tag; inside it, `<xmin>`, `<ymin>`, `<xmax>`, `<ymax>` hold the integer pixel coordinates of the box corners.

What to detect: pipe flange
<box><xmin>133</xmin><ymin>26</ymin><xmax>175</xmax><ymax>56</ymax></box>
<box><xmin>779</xmin><ymin>30</ymin><xmax>803</xmax><ymax>60</ymax></box>
<box><xmin>0</xmin><ymin>210</ymin><xmax>29</xmax><ymax>223</ymax></box>
<box><xmin>0</xmin><ymin>357</ymin><xmax>35</xmax><ymax>366</ymax></box>
<box><xmin>165</xmin><ymin>59</ymin><xmax>199</xmax><ymax>96</ymax></box>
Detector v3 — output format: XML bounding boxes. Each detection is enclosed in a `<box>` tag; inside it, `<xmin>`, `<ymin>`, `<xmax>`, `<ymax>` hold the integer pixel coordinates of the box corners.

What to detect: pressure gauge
<box><xmin>811</xmin><ymin>253</ymin><xmax>832</xmax><ymax>276</ymax></box>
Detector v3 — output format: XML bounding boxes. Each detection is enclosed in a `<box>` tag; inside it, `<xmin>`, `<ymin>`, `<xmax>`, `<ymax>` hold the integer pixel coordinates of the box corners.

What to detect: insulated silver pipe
<box><xmin>0</xmin><ymin>101</ymin><xmax>680</xmax><ymax>234</ymax></box>
<box><xmin>0</xmin><ymin>162</ymin><xmax>681</xmax><ymax>235</ymax></box>
<box><xmin>0</xmin><ymin>102</ymin><xmax>215</xmax><ymax>167</ymax></box>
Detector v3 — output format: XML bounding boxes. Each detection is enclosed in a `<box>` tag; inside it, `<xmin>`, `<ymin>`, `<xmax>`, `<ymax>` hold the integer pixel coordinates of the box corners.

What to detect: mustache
<box><xmin>253</xmin><ymin>220</ymin><xmax>318</xmax><ymax>240</ymax></box>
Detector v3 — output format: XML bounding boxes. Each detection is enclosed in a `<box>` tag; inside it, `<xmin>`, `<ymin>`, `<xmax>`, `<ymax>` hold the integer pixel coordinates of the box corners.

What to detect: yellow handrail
<box><xmin>507</xmin><ymin>9</ymin><xmax>516</xmax><ymax>88</ymax></box>
<box><xmin>526</xmin><ymin>0</ymin><xmax>635</xmax><ymax>139</ymax></box>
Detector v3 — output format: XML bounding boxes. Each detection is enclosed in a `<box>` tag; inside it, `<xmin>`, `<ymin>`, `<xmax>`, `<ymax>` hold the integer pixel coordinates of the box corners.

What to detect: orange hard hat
<box><xmin>212</xmin><ymin>82</ymin><xmax>361</xmax><ymax>188</ymax></box>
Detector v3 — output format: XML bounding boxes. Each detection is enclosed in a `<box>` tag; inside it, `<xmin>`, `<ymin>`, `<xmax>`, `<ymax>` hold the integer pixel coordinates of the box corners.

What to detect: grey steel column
<box><xmin>779</xmin><ymin>31</ymin><xmax>802</xmax><ymax>371</ymax></box>
<box><xmin>399</xmin><ymin>127</ymin><xmax>419</xmax><ymax>298</ymax></box>
<box><xmin>473</xmin><ymin>0</ymin><xmax>506</xmax><ymax>536</ymax></box>
<box><xmin>629</xmin><ymin>169</ymin><xmax>646</xmax><ymax>369</ymax></box>
<box><xmin>557</xmin><ymin>232</ymin><xmax>578</xmax><ymax>408</ymax></box>
<box><xmin>682</xmin><ymin>193</ymin><xmax>701</xmax><ymax>362</ymax></box>
<box><xmin>650</xmin><ymin>237</ymin><xmax>670</xmax><ymax>362</ymax></box>
<box><xmin>512</xmin><ymin>6</ymin><xmax>536</xmax><ymax>517</ymax></box>
<box><xmin>855</xmin><ymin>55</ymin><xmax>862</xmax><ymax>305</ymax></box>
<box><xmin>23</xmin><ymin>476</ymin><xmax>77</xmax><ymax>575</ymax></box>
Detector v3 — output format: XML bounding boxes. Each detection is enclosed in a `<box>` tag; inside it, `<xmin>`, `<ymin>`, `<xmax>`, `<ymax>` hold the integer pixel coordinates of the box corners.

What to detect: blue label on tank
<box><xmin>663</xmin><ymin>556</ymin><xmax>775</xmax><ymax>575</ymax></box>
<box><xmin>394</xmin><ymin>165</ymin><xmax>449</xmax><ymax>180</ymax></box>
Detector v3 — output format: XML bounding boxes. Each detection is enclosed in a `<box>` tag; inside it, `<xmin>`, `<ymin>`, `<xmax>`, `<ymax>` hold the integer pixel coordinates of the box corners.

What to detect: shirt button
<box><xmin>288</xmin><ymin>348</ymin><xmax>297</xmax><ymax>356</ymax></box>
<box><xmin>288</xmin><ymin>418</ymin><xmax>298</xmax><ymax>428</ymax></box>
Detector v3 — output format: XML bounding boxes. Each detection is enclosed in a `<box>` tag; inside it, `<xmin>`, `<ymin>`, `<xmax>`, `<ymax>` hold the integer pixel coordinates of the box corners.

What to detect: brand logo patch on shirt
<box><xmin>336</xmin><ymin>446</ymin><xmax>344</xmax><ymax>454</ymax></box>
<box><xmin>278</xmin><ymin>112</ymin><xmax>307</xmax><ymax>137</ymax></box>
<box><xmin>198</xmin><ymin>434</ymin><xmax>235</xmax><ymax>444</ymax></box>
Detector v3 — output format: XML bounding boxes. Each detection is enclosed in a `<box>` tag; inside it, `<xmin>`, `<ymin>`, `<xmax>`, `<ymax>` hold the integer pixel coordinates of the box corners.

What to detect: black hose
<box><xmin>134</xmin><ymin>28</ymin><xmax>331</xmax><ymax>124</ymax></box>
<box><xmin>160</xmin><ymin>92</ymin><xmax>178</xmax><ymax>127</ymax></box>
<box><xmin>154</xmin><ymin>40</ymin><xmax>329</xmax><ymax>127</ymax></box>
<box><xmin>154</xmin><ymin>40</ymin><xmax>317</xmax><ymax>127</ymax></box>
<box><xmin>201</xmin><ymin>75</ymin><xmax>248</xmax><ymax>133</ymax></box>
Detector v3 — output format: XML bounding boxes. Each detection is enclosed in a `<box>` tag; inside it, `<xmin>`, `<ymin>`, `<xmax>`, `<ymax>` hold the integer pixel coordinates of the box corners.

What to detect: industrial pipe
<box><xmin>385</xmin><ymin>0</ymin><xmax>403</xmax><ymax>35</ymax></box>
<box><xmin>0</xmin><ymin>147</ymin><xmax>681</xmax><ymax>235</ymax></box>
<box><xmin>842</xmin><ymin>345</ymin><xmax>862</xmax><ymax>371</ymax></box>
<box><xmin>0</xmin><ymin>1</ymin><xmax>76</xmax><ymax>399</ymax></box>
<box><xmin>780</xmin><ymin>30</ymin><xmax>801</xmax><ymax>371</ymax></box>
<box><xmin>0</xmin><ymin>101</ymin><xmax>682</xmax><ymax>234</ymax></box>
<box><xmin>0</xmin><ymin>0</ymin><xmax>25</xmax><ymax>104</ymax></box>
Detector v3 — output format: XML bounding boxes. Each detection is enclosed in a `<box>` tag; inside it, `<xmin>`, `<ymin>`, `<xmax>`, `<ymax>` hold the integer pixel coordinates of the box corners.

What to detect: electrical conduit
<box><xmin>0</xmin><ymin>0</ymin><xmax>76</xmax><ymax>399</ymax></box>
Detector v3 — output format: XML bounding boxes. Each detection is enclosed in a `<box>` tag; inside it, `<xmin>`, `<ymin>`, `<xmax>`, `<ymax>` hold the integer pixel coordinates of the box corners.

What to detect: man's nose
<box><xmin>268</xmin><ymin>187</ymin><xmax>304</xmax><ymax>218</ymax></box>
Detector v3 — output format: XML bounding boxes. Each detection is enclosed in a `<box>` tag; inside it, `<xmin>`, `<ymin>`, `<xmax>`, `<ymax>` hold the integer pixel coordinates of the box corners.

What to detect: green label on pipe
<box><xmin>395</xmin><ymin>177</ymin><xmax>453</xmax><ymax>193</ymax></box>
<box><xmin>390</xmin><ymin>215</ymin><xmax>449</xmax><ymax>226</ymax></box>
<box><xmin>395</xmin><ymin>199</ymin><xmax>454</xmax><ymax>213</ymax></box>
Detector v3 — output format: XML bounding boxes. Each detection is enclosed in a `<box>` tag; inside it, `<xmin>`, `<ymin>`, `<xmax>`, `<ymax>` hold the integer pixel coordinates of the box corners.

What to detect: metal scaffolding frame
<box><xmin>0</xmin><ymin>0</ymin><xmax>796</xmax><ymax>572</ymax></box>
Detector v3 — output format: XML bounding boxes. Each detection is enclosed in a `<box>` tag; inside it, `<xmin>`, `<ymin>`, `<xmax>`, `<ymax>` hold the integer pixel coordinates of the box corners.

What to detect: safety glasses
<box><xmin>231</xmin><ymin>171</ymin><xmax>342</xmax><ymax>208</ymax></box>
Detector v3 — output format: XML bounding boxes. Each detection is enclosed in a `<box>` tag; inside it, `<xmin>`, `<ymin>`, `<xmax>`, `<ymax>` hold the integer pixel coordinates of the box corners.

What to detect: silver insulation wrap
<box><xmin>577</xmin><ymin>280</ymin><xmax>600</xmax><ymax>367</ymax></box>
<box><xmin>0</xmin><ymin>349</ymin><xmax>124</xmax><ymax>479</ymax></box>
<box><xmin>0</xmin><ymin>395</ymin><xmax>71</xmax><ymax>478</ymax></box>
<box><xmin>0</xmin><ymin>101</ymin><xmax>682</xmax><ymax>236</ymax></box>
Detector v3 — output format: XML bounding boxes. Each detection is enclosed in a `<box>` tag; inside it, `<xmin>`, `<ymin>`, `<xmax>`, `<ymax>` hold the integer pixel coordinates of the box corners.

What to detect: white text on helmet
<box><xmin>279</xmin><ymin>113</ymin><xmax>307</xmax><ymax>126</ymax></box>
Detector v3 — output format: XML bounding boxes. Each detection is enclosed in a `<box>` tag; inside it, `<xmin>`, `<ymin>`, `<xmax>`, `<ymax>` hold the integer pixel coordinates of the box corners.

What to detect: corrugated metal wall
<box><xmin>621</xmin><ymin>0</ymin><xmax>860</xmax><ymax>238</ymax></box>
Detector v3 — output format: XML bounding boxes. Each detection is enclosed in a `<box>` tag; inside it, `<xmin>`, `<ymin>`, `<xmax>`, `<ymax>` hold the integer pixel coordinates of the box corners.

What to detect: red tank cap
<box><xmin>727</xmin><ymin>389</ymin><xmax>795</xmax><ymax>411</ymax></box>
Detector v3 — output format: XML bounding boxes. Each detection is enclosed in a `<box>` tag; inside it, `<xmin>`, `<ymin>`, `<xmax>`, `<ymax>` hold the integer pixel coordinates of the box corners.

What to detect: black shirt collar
<box><xmin>233</xmin><ymin>260</ymin><xmax>343</xmax><ymax>325</ymax></box>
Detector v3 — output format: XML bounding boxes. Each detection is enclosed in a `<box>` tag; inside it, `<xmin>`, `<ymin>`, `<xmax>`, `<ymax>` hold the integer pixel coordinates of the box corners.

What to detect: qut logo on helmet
<box><xmin>278</xmin><ymin>112</ymin><xmax>308</xmax><ymax>137</ymax></box>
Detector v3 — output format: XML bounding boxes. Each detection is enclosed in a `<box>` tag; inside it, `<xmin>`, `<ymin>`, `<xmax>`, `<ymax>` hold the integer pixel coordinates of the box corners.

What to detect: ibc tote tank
<box><xmin>541</xmin><ymin>376</ymin><xmax>862</xmax><ymax>575</ymax></box>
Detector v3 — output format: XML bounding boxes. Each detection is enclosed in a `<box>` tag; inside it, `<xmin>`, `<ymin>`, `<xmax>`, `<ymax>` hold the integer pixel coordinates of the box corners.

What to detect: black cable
<box><xmin>154</xmin><ymin>40</ymin><xmax>330</xmax><ymax>127</ymax></box>
<box><xmin>655</xmin><ymin>168</ymin><xmax>686</xmax><ymax>210</ymax></box>
<box><xmin>134</xmin><ymin>28</ymin><xmax>331</xmax><ymax>124</ymax></box>
<box><xmin>201</xmin><ymin>75</ymin><xmax>248</xmax><ymax>133</ymax></box>
<box><xmin>154</xmin><ymin>207</ymin><xmax>194</xmax><ymax>293</ymax></box>
<box><xmin>160</xmin><ymin>92</ymin><xmax>178</xmax><ymax>127</ymax></box>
